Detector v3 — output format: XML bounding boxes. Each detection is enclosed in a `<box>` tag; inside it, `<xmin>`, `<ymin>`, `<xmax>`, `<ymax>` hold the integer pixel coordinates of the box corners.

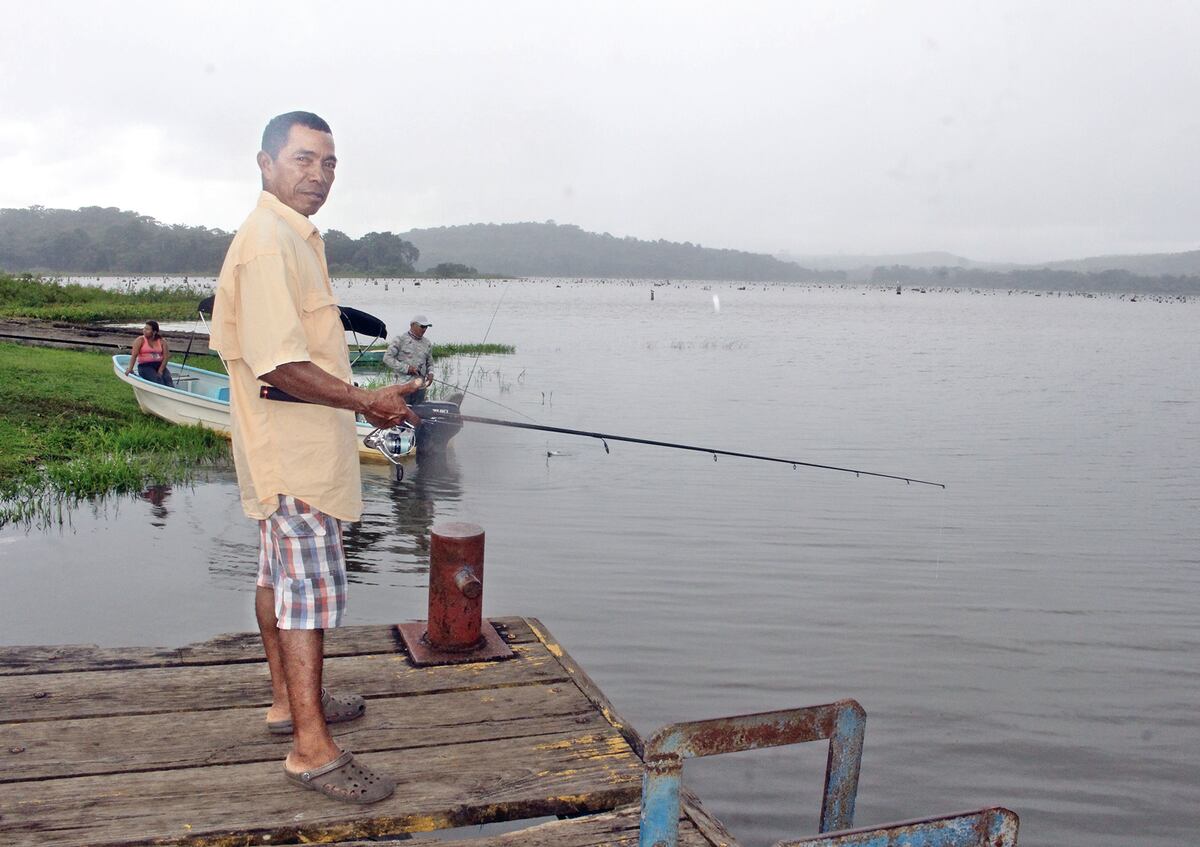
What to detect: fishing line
<box><xmin>426</xmin><ymin>377</ymin><xmax>538</xmax><ymax>422</ymax></box>
<box><xmin>934</xmin><ymin>481</ymin><xmax>947</xmax><ymax>576</ymax></box>
<box><xmin>456</xmin><ymin>281</ymin><xmax>511</xmax><ymax>399</ymax></box>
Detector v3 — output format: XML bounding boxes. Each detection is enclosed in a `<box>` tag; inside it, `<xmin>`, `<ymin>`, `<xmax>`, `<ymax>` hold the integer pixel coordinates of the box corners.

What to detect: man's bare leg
<box><xmin>255</xmin><ymin>586</ymin><xmax>291</xmax><ymax>723</ymax></box>
<box><xmin>277</xmin><ymin>628</ymin><xmax>342</xmax><ymax>771</ymax></box>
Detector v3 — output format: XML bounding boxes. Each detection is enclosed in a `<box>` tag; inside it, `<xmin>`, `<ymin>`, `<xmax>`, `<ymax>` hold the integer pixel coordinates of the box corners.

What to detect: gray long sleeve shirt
<box><xmin>382</xmin><ymin>330</ymin><xmax>433</xmax><ymax>379</ymax></box>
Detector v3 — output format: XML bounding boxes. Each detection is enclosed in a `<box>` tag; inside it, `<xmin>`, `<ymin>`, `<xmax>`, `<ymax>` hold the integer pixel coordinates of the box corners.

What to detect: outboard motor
<box><xmin>410</xmin><ymin>400</ymin><xmax>464</xmax><ymax>455</ymax></box>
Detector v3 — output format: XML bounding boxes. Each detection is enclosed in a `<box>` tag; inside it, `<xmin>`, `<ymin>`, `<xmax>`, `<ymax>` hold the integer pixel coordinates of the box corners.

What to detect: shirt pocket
<box><xmin>300</xmin><ymin>290</ymin><xmax>347</xmax><ymax>369</ymax></box>
<box><xmin>302</xmin><ymin>290</ymin><xmax>339</xmax><ymax>314</ymax></box>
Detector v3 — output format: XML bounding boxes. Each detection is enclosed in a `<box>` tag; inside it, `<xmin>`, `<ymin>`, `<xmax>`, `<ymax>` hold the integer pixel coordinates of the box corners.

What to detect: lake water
<box><xmin>2</xmin><ymin>279</ymin><xmax>1198</xmax><ymax>846</ymax></box>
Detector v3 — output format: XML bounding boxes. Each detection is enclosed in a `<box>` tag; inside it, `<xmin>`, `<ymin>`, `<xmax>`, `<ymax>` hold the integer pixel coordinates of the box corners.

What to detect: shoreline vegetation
<box><xmin>0</xmin><ymin>273</ymin><xmax>210</xmax><ymax>323</ymax></box>
<box><xmin>0</xmin><ymin>273</ymin><xmax>515</xmax><ymax>527</ymax></box>
<box><xmin>0</xmin><ymin>342</ymin><xmax>228</xmax><ymax>526</ymax></box>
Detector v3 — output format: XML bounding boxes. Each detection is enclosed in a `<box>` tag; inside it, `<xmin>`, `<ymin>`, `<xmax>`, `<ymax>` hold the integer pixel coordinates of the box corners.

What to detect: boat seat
<box><xmin>216</xmin><ymin>387</ymin><xmax>229</xmax><ymax>401</ymax></box>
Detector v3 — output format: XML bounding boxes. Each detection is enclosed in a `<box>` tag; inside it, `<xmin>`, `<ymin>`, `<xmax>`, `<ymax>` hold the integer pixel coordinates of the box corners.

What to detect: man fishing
<box><xmin>210</xmin><ymin>111</ymin><xmax>417</xmax><ymax>804</ymax></box>
<box><xmin>383</xmin><ymin>315</ymin><xmax>434</xmax><ymax>404</ymax></box>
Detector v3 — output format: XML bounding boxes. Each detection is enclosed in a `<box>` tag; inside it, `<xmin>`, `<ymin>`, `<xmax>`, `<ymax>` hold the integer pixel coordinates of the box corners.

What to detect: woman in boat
<box><xmin>125</xmin><ymin>320</ymin><xmax>174</xmax><ymax>387</ymax></box>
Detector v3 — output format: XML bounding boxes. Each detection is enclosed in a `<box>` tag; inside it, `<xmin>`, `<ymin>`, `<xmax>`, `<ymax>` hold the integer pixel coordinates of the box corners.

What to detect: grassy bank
<box><xmin>0</xmin><ymin>272</ymin><xmax>209</xmax><ymax>322</ymax></box>
<box><xmin>0</xmin><ymin>270</ymin><xmax>517</xmax><ymax>524</ymax></box>
<box><xmin>0</xmin><ymin>343</ymin><xmax>228</xmax><ymax>526</ymax></box>
<box><xmin>0</xmin><ymin>336</ymin><xmax>516</xmax><ymax>525</ymax></box>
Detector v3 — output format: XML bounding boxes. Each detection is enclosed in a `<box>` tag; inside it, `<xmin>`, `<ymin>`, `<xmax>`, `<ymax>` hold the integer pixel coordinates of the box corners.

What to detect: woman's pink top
<box><xmin>136</xmin><ymin>337</ymin><xmax>164</xmax><ymax>365</ymax></box>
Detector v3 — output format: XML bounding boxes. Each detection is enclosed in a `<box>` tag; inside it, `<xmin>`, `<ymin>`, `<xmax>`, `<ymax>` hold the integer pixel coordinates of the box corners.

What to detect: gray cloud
<box><xmin>2</xmin><ymin>0</ymin><xmax>1197</xmax><ymax>262</ymax></box>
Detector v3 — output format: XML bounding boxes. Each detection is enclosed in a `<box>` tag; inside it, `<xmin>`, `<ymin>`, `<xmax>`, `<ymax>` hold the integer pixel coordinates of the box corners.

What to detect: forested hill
<box><xmin>398</xmin><ymin>221</ymin><xmax>833</xmax><ymax>281</ymax></box>
<box><xmin>2</xmin><ymin>206</ymin><xmax>829</xmax><ymax>281</ymax></box>
<box><xmin>3</xmin><ymin>205</ymin><xmax>1198</xmax><ymax>294</ymax></box>
<box><xmin>1</xmin><ymin>206</ymin><xmax>232</xmax><ymax>275</ymax></box>
<box><xmin>0</xmin><ymin>206</ymin><xmax>423</xmax><ymax>277</ymax></box>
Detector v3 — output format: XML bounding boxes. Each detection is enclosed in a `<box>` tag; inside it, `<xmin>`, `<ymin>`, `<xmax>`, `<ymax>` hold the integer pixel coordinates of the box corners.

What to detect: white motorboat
<box><xmin>112</xmin><ymin>355</ymin><xmax>416</xmax><ymax>463</ymax></box>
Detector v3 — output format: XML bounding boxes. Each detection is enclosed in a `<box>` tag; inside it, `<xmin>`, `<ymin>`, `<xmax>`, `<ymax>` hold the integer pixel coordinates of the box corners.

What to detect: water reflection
<box><xmin>137</xmin><ymin>484</ymin><xmax>172</xmax><ymax>524</ymax></box>
<box><xmin>344</xmin><ymin>450</ymin><xmax>464</xmax><ymax>580</ymax></box>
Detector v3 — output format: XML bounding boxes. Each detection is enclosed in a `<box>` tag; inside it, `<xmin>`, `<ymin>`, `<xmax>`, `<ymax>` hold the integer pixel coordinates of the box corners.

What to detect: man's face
<box><xmin>257</xmin><ymin>124</ymin><xmax>337</xmax><ymax>217</ymax></box>
<box><xmin>410</xmin><ymin>322</ymin><xmax>428</xmax><ymax>339</ymax></box>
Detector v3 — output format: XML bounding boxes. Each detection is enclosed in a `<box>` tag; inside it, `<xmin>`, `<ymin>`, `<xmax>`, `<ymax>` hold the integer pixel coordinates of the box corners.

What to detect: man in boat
<box><xmin>383</xmin><ymin>315</ymin><xmax>434</xmax><ymax>404</ymax></box>
<box><xmin>209</xmin><ymin>111</ymin><xmax>416</xmax><ymax>805</ymax></box>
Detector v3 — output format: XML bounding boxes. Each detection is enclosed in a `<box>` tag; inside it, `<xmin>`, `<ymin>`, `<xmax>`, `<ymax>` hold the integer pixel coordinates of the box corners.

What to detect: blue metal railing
<box><xmin>637</xmin><ymin>699</ymin><xmax>866</xmax><ymax>847</ymax></box>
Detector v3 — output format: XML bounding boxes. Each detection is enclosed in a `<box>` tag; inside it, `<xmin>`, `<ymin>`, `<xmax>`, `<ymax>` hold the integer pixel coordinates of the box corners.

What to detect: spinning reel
<box><xmin>363</xmin><ymin>422</ymin><xmax>417</xmax><ymax>477</ymax></box>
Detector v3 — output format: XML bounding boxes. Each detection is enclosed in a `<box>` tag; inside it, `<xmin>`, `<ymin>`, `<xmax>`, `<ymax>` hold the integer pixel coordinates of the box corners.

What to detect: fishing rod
<box><xmin>427</xmin><ymin>411</ymin><xmax>946</xmax><ymax>488</ymax></box>
<box><xmin>262</xmin><ymin>385</ymin><xmax>943</xmax><ymax>487</ymax></box>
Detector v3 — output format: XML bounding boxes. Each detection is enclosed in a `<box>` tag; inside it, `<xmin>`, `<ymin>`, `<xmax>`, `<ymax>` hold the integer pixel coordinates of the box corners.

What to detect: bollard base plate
<box><xmin>396</xmin><ymin>619</ymin><xmax>515</xmax><ymax>666</ymax></box>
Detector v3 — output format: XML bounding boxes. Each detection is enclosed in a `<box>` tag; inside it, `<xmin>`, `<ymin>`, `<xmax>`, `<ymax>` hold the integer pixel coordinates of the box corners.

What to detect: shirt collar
<box><xmin>257</xmin><ymin>191</ymin><xmax>320</xmax><ymax>241</ymax></box>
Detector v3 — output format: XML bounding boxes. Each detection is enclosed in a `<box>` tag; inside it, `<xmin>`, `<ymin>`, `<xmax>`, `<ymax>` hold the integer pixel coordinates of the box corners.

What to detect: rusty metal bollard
<box><xmin>397</xmin><ymin>521</ymin><xmax>514</xmax><ymax>666</ymax></box>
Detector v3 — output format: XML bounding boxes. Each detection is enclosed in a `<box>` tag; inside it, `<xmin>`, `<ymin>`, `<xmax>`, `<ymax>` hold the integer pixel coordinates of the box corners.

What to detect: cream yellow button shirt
<box><xmin>210</xmin><ymin>191</ymin><xmax>362</xmax><ymax>521</ymax></box>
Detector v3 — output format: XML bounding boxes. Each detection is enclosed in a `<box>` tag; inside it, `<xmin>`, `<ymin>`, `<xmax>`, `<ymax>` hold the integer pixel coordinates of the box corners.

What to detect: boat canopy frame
<box><xmin>192</xmin><ymin>296</ymin><xmax>389</xmax><ymax>368</ymax></box>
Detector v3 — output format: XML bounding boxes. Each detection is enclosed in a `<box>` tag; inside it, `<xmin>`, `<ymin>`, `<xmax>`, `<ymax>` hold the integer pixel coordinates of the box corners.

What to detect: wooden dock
<box><xmin>0</xmin><ymin>318</ymin><xmax>214</xmax><ymax>356</ymax></box>
<box><xmin>0</xmin><ymin>617</ymin><xmax>735</xmax><ymax>847</ymax></box>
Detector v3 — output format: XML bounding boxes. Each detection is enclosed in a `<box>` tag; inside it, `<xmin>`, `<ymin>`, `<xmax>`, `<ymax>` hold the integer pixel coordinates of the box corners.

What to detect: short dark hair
<box><xmin>261</xmin><ymin>111</ymin><xmax>332</xmax><ymax>159</ymax></box>
<box><xmin>145</xmin><ymin>320</ymin><xmax>160</xmax><ymax>339</ymax></box>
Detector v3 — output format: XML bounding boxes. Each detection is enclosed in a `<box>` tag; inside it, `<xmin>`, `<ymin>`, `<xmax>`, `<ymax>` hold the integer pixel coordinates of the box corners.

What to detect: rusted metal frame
<box><xmin>637</xmin><ymin>699</ymin><xmax>865</xmax><ymax>847</ymax></box>
<box><xmin>773</xmin><ymin>807</ymin><xmax>1019</xmax><ymax>847</ymax></box>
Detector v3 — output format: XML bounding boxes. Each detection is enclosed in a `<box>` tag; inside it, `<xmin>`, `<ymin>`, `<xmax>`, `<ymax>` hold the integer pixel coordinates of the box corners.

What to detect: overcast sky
<box><xmin>2</xmin><ymin>1</ymin><xmax>1198</xmax><ymax>263</ymax></box>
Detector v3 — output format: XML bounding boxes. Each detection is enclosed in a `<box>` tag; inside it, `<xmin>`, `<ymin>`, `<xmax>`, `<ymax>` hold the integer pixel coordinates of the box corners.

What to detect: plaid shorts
<box><xmin>257</xmin><ymin>495</ymin><xmax>347</xmax><ymax>630</ymax></box>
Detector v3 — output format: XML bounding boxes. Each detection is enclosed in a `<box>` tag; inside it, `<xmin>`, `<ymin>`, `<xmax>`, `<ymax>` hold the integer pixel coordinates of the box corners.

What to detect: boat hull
<box><xmin>112</xmin><ymin>356</ymin><xmax>415</xmax><ymax>463</ymax></box>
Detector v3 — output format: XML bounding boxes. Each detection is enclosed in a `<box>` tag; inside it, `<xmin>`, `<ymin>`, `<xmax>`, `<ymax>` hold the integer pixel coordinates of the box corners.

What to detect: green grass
<box><xmin>0</xmin><ymin>312</ymin><xmax>514</xmax><ymax>524</ymax></box>
<box><xmin>174</xmin><ymin>352</ymin><xmax>227</xmax><ymax>374</ymax></box>
<box><xmin>0</xmin><ymin>342</ymin><xmax>228</xmax><ymax>526</ymax></box>
<box><xmin>0</xmin><ymin>272</ymin><xmax>210</xmax><ymax>322</ymax></box>
<box><xmin>350</xmin><ymin>342</ymin><xmax>515</xmax><ymax>359</ymax></box>
<box><xmin>433</xmin><ymin>342</ymin><xmax>515</xmax><ymax>358</ymax></box>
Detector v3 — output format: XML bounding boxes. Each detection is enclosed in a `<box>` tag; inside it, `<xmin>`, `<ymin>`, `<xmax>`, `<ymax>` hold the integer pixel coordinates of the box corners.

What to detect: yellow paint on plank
<box><xmin>534</xmin><ymin>733</ymin><xmax>608</xmax><ymax>751</ymax></box>
<box><xmin>528</xmin><ymin>619</ymin><xmax>564</xmax><ymax>657</ymax></box>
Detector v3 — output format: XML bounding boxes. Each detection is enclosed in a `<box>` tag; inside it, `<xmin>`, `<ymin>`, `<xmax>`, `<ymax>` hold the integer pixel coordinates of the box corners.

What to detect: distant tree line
<box><xmin>397</xmin><ymin>221</ymin><xmax>840</xmax><ymax>282</ymax></box>
<box><xmin>8</xmin><ymin>206</ymin><xmax>1196</xmax><ymax>294</ymax></box>
<box><xmin>0</xmin><ymin>206</ymin><xmax>426</xmax><ymax>276</ymax></box>
<box><xmin>871</xmin><ymin>264</ymin><xmax>1200</xmax><ymax>296</ymax></box>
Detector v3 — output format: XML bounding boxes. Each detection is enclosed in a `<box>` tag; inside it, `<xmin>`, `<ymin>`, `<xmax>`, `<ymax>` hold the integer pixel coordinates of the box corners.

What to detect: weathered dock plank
<box><xmin>2</xmin><ymin>617</ymin><xmax>726</xmax><ymax>847</ymax></box>
<box><xmin>343</xmin><ymin>801</ymin><xmax>731</xmax><ymax>846</ymax></box>
<box><xmin>0</xmin><ymin>642</ymin><xmax>563</xmax><ymax>723</ymax></box>
<box><xmin>362</xmin><ymin>790</ymin><xmax>737</xmax><ymax>847</ymax></box>
<box><xmin>0</xmin><ymin>619</ymin><xmax>532</xmax><ymax>676</ymax></box>
<box><xmin>0</xmin><ymin>726</ymin><xmax>642</xmax><ymax>846</ymax></box>
<box><xmin>527</xmin><ymin>617</ymin><xmax>644</xmax><ymax>759</ymax></box>
<box><xmin>0</xmin><ymin>643</ymin><xmax>186</xmax><ymax>676</ymax></box>
<box><xmin>1</xmin><ymin>682</ymin><xmax>602</xmax><ymax>783</ymax></box>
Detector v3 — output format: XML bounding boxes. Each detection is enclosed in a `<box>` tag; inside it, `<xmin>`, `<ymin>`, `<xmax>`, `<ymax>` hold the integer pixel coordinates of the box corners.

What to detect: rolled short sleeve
<box><xmin>236</xmin><ymin>253</ymin><xmax>312</xmax><ymax>378</ymax></box>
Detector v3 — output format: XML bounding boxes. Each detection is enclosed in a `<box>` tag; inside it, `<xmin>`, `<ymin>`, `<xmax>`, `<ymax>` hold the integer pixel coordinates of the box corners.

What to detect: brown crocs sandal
<box><xmin>285</xmin><ymin>750</ymin><xmax>396</xmax><ymax>804</ymax></box>
<box><xmin>267</xmin><ymin>688</ymin><xmax>366</xmax><ymax>735</ymax></box>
